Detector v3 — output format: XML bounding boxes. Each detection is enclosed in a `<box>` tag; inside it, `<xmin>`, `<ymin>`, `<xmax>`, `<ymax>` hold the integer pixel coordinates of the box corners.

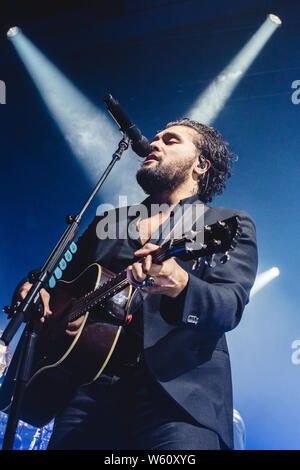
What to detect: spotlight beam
<box><xmin>186</xmin><ymin>14</ymin><xmax>282</xmax><ymax>124</ymax></box>
<box><xmin>7</xmin><ymin>30</ymin><xmax>143</xmax><ymax>205</ymax></box>
<box><xmin>8</xmin><ymin>31</ymin><xmax>118</xmax><ymax>179</ymax></box>
<box><xmin>250</xmin><ymin>267</ymin><xmax>280</xmax><ymax>298</ymax></box>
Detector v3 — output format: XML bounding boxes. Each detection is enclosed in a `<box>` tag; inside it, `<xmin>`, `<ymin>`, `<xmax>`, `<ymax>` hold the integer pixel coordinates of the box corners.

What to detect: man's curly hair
<box><xmin>164</xmin><ymin>118</ymin><xmax>237</xmax><ymax>203</ymax></box>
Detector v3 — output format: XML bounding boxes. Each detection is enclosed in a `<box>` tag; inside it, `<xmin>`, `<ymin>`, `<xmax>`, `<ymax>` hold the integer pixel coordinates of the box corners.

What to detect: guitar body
<box><xmin>0</xmin><ymin>215</ymin><xmax>240</xmax><ymax>428</ymax></box>
<box><xmin>0</xmin><ymin>263</ymin><xmax>133</xmax><ymax>428</ymax></box>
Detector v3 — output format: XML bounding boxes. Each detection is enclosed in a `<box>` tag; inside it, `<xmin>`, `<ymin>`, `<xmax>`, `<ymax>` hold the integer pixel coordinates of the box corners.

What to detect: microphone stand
<box><xmin>0</xmin><ymin>133</ymin><xmax>130</xmax><ymax>450</ymax></box>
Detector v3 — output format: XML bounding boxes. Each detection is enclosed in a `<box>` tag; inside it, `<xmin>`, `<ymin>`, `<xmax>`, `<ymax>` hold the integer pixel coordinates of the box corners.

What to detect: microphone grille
<box><xmin>132</xmin><ymin>136</ymin><xmax>151</xmax><ymax>158</ymax></box>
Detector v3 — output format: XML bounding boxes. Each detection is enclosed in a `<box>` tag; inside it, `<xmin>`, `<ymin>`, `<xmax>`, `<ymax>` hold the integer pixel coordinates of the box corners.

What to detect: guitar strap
<box><xmin>146</xmin><ymin>199</ymin><xmax>210</xmax><ymax>248</ymax></box>
<box><xmin>127</xmin><ymin>199</ymin><xmax>210</xmax><ymax>316</ymax></box>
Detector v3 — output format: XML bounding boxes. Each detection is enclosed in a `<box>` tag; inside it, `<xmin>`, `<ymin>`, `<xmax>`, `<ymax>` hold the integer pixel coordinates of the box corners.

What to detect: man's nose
<box><xmin>150</xmin><ymin>140</ymin><xmax>161</xmax><ymax>152</ymax></box>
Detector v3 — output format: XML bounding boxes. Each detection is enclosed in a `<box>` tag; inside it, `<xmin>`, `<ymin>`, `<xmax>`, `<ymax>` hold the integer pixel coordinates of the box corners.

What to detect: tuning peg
<box><xmin>228</xmin><ymin>238</ymin><xmax>238</xmax><ymax>250</ymax></box>
<box><xmin>217</xmin><ymin>220</ymin><xmax>226</xmax><ymax>227</ymax></box>
<box><xmin>204</xmin><ymin>254</ymin><xmax>216</xmax><ymax>268</ymax></box>
<box><xmin>220</xmin><ymin>252</ymin><xmax>231</xmax><ymax>264</ymax></box>
<box><xmin>192</xmin><ymin>257</ymin><xmax>203</xmax><ymax>271</ymax></box>
<box><xmin>211</xmin><ymin>239</ymin><xmax>222</xmax><ymax>251</ymax></box>
<box><xmin>183</xmin><ymin>230</ymin><xmax>197</xmax><ymax>242</ymax></box>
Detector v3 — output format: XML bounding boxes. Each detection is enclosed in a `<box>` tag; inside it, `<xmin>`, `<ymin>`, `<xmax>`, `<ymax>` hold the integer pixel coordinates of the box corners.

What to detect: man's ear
<box><xmin>193</xmin><ymin>157</ymin><xmax>211</xmax><ymax>176</ymax></box>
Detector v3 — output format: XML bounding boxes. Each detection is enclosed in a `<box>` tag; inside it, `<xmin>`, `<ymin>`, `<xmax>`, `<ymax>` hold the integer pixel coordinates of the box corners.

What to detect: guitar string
<box><xmin>67</xmin><ymin>231</ymin><xmax>227</xmax><ymax>322</ymax></box>
<box><xmin>66</xmin><ymin>219</ymin><xmax>237</xmax><ymax>323</ymax></box>
<box><xmin>67</xmin><ymin>239</ymin><xmax>183</xmax><ymax>322</ymax></box>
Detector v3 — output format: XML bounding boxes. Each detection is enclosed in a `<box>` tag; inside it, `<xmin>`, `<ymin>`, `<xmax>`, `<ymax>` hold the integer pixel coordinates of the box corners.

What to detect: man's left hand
<box><xmin>127</xmin><ymin>243</ymin><xmax>189</xmax><ymax>298</ymax></box>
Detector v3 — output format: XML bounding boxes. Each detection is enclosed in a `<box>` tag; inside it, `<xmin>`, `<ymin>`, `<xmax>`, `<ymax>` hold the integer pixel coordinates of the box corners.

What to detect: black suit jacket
<box><xmin>62</xmin><ymin>197</ymin><xmax>258</xmax><ymax>449</ymax></box>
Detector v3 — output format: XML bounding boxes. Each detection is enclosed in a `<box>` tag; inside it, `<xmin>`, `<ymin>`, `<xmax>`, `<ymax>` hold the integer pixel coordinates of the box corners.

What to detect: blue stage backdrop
<box><xmin>0</xmin><ymin>0</ymin><xmax>299</xmax><ymax>450</ymax></box>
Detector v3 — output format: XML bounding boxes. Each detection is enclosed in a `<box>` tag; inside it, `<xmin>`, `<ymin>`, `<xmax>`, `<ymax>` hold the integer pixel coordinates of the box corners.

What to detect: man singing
<box><xmin>18</xmin><ymin>118</ymin><xmax>258</xmax><ymax>450</ymax></box>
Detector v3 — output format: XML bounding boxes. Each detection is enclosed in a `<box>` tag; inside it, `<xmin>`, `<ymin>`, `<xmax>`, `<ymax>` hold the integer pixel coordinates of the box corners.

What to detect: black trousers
<box><xmin>47</xmin><ymin>364</ymin><xmax>223</xmax><ymax>450</ymax></box>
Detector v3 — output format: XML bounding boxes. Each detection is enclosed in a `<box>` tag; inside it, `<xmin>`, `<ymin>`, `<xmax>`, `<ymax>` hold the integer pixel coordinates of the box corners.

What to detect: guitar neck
<box><xmin>68</xmin><ymin>242</ymin><xmax>173</xmax><ymax>323</ymax></box>
<box><xmin>66</xmin><ymin>215</ymin><xmax>240</xmax><ymax>323</ymax></box>
<box><xmin>70</xmin><ymin>270</ymin><xmax>129</xmax><ymax>322</ymax></box>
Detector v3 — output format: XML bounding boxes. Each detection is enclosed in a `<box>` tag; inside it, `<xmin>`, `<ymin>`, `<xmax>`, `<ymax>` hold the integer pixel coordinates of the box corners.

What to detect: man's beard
<box><xmin>136</xmin><ymin>159</ymin><xmax>194</xmax><ymax>195</ymax></box>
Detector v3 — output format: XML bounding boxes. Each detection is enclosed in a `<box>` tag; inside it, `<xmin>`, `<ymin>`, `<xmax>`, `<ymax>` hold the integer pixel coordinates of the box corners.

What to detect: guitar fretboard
<box><xmin>67</xmin><ymin>240</ymin><xmax>181</xmax><ymax>322</ymax></box>
<box><xmin>65</xmin><ymin>216</ymin><xmax>239</xmax><ymax>323</ymax></box>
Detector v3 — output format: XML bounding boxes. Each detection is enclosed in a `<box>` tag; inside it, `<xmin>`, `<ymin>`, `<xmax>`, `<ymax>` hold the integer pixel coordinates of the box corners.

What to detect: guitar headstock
<box><xmin>161</xmin><ymin>216</ymin><xmax>242</xmax><ymax>269</ymax></box>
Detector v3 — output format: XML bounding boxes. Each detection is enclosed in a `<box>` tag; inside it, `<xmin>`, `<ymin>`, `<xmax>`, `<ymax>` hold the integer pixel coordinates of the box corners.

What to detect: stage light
<box><xmin>186</xmin><ymin>14</ymin><xmax>282</xmax><ymax>124</ymax></box>
<box><xmin>250</xmin><ymin>266</ymin><xmax>280</xmax><ymax>298</ymax></box>
<box><xmin>268</xmin><ymin>14</ymin><xmax>282</xmax><ymax>25</ymax></box>
<box><xmin>7</xmin><ymin>26</ymin><xmax>21</xmax><ymax>39</ymax></box>
<box><xmin>7</xmin><ymin>30</ymin><xmax>143</xmax><ymax>205</ymax></box>
<box><xmin>270</xmin><ymin>266</ymin><xmax>280</xmax><ymax>277</ymax></box>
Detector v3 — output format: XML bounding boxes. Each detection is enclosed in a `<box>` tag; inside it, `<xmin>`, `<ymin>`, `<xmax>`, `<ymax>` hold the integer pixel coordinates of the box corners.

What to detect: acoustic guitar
<box><xmin>0</xmin><ymin>216</ymin><xmax>240</xmax><ymax>427</ymax></box>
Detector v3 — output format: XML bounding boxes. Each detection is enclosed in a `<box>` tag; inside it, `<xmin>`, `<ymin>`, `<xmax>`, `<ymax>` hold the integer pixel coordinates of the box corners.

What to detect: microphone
<box><xmin>103</xmin><ymin>94</ymin><xmax>151</xmax><ymax>157</ymax></box>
